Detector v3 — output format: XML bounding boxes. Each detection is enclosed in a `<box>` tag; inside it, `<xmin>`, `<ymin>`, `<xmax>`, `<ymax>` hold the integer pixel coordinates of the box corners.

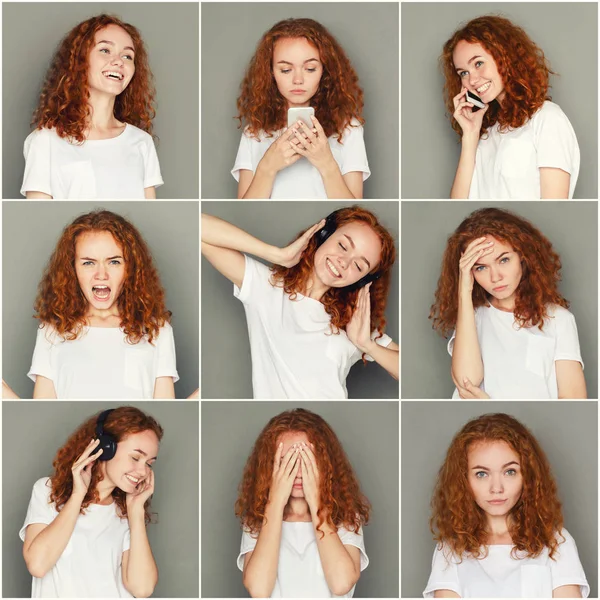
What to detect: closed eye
<box><xmin>338</xmin><ymin>242</ymin><xmax>347</xmax><ymax>251</ymax></box>
<box><xmin>354</xmin><ymin>262</ymin><xmax>363</xmax><ymax>272</ymax></box>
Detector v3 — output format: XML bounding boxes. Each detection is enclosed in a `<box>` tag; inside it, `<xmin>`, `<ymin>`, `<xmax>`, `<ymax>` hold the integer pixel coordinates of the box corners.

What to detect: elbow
<box><xmin>243</xmin><ymin>575</ymin><xmax>273</xmax><ymax>598</ymax></box>
<box><xmin>126</xmin><ymin>582</ymin><xmax>157</xmax><ymax>598</ymax></box>
<box><xmin>24</xmin><ymin>556</ymin><xmax>51</xmax><ymax>579</ymax></box>
<box><xmin>329</xmin><ymin>574</ymin><xmax>360</xmax><ymax>596</ymax></box>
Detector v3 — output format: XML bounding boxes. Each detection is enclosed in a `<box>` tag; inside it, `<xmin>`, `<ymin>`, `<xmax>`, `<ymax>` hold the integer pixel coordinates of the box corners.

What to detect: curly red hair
<box><xmin>441</xmin><ymin>15</ymin><xmax>555</xmax><ymax>137</ymax></box>
<box><xmin>34</xmin><ymin>209</ymin><xmax>171</xmax><ymax>344</ymax></box>
<box><xmin>431</xmin><ymin>413</ymin><xmax>564</xmax><ymax>559</ymax></box>
<box><xmin>50</xmin><ymin>406</ymin><xmax>164</xmax><ymax>524</ymax></box>
<box><xmin>236</xmin><ymin>18</ymin><xmax>364</xmax><ymax>141</ymax></box>
<box><xmin>235</xmin><ymin>408</ymin><xmax>370</xmax><ymax>537</ymax></box>
<box><xmin>271</xmin><ymin>205</ymin><xmax>396</xmax><ymax>342</ymax></box>
<box><xmin>32</xmin><ymin>14</ymin><xmax>156</xmax><ymax>143</ymax></box>
<box><xmin>430</xmin><ymin>208</ymin><xmax>567</xmax><ymax>336</ymax></box>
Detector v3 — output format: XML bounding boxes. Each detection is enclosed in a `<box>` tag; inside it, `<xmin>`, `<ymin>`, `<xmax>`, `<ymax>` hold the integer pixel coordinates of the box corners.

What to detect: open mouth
<box><xmin>125</xmin><ymin>474</ymin><xmax>141</xmax><ymax>485</ymax></box>
<box><xmin>92</xmin><ymin>285</ymin><xmax>111</xmax><ymax>301</ymax></box>
<box><xmin>476</xmin><ymin>82</ymin><xmax>491</xmax><ymax>95</ymax></box>
<box><xmin>103</xmin><ymin>71</ymin><xmax>124</xmax><ymax>81</ymax></box>
<box><xmin>326</xmin><ymin>258</ymin><xmax>341</xmax><ymax>278</ymax></box>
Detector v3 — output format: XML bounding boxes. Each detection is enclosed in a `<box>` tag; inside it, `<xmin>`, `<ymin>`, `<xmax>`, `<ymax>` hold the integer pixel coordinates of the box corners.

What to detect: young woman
<box><xmin>22</xmin><ymin>14</ymin><xmax>162</xmax><ymax>199</ymax></box>
<box><xmin>425</xmin><ymin>413</ymin><xmax>589</xmax><ymax>598</ymax></box>
<box><xmin>201</xmin><ymin>206</ymin><xmax>398</xmax><ymax>398</ymax></box>
<box><xmin>236</xmin><ymin>408</ymin><xmax>370</xmax><ymax>598</ymax></box>
<box><xmin>20</xmin><ymin>407</ymin><xmax>162</xmax><ymax>598</ymax></box>
<box><xmin>233</xmin><ymin>18</ymin><xmax>369</xmax><ymax>199</ymax></box>
<box><xmin>21</xmin><ymin>209</ymin><xmax>179</xmax><ymax>399</ymax></box>
<box><xmin>429</xmin><ymin>208</ymin><xmax>586</xmax><ymax>400</ymax></box>
<box><xmin>442</xmin><ymin>16</ymin><xmax>579</xmax><ymax>199</ymax></box>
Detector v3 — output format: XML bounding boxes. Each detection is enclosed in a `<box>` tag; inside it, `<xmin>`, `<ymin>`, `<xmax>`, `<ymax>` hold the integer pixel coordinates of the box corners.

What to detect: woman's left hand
<box><xmin>457</xmin><ymin>377</ymin><xmax>490</xmax><ymax>399</ymax></box>
<box><xmin>299</xmin><ymin>443</ymin><xmax>320</xmax><ymax>513</ymax></box>
<box><xmin>346</xmin><ymin>284</ymin><xmax>373</xmax><ymax>353</ymax></box>
<box><xmin>290</xmin><ymin>116</ymin><xmax>336</xmax><ymax>174</ymax></box>
<box><xmin>126</xmin><ymin>469</ymin><xmax>155</xmax><ymax>514</ymax></box>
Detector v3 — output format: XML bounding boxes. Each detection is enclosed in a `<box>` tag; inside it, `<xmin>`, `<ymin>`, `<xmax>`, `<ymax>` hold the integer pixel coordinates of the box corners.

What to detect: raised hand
<box><xmin>289</xmin><ymin>116</ymin><xmax>336</xmax><ymax>174</ymax></box>
<box><xmin>459</xmin><ymin>237</ymin><xmax>494</xmax><ymax>297</ymax></box>
<box><xmin>346</xmin><ymin>283</ymin><xmax>373</xmax><ymax>353</ymax></box>
<box><xmin>457</xmin><ymin>377</ymin><xmax>491</xmax><ymax>399</ymax></box>
<box><xmin>275</xmin><ymin>218</ymin><xmax>326</xmax><ymax>268</ymax></box>
<box><xmin>452</xmin><ymin>87</ymin><xmax>489</xmax><ymax>139</ymax></box>
<box><xmin>126</xmin><ymin>469</ymin><xmax>155</xmax><ymax>514</ymax></box>
<box><xmin>71</xmin><ymin>439</ymin><xmax>103</xmax><ymax>500</ymax></box>
<box><xmin>298</xmin><ymin>443</ymin><xmax>320</xmax><ymax>514</ymax></box>
<box><xmin>260</xmin><ymin>123</ymin><xmax>304</xmax><ymax>175</ymax></box>
<box><xmin>268</xmin><ymin>442</ymin><xmax>301</xmax><ymax>512</ymax></box>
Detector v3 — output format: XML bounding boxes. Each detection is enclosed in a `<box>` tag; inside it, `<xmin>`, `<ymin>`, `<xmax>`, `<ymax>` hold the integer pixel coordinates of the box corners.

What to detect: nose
<box><xmin>111</xmin><ymin>54</ymin><xmax>124</xmax><ymax>67</ymax></box>
<box><xmin>490</xmin><ymin>266</ymin><xmax>503</xmax><ymax>284</ymax></box>
<box><xmin>95</xmin><ymin>263</ymin><xmax>108</xmax><ymax>280</ymax></box>
<box><xmin>292</xmin><ymin>69</ymin><xmax>304</xmax><ymax>85</ymax></box>
<box><xmin>490</xmin><ymin>474</ymin><xmax>504</xmax><ymax>494</ymax></box>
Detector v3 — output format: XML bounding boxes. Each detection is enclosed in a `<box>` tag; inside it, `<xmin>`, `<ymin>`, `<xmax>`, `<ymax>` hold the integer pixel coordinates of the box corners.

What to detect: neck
<box><xmin>490</xmin><ymin>294</ymin><xmax>515</xmax><ymax>312</ymax></box>
<box><xmin>85</xmin><ymin>305</ymin><xmax>121</xmax><ymax>324</ymax></box>
<box><xmin>304</xmin><ymin>272</ymin><xmax>330</xmax><ymax>301</ymax></box>
<box><xmin>94</xmin><ymin>473</ymin><xmax>116</xmax><ymax>505</ymax></box>
<box><xmin>87</xmin><ymin>91</ymin><xmax>118</xmax><ymax>131</ymax></box>
<box><xmin>486</xmin><ymin>513</ymin><xmax>511</xmax><ymax>537</ymax></box>
<box><xmin>284</xmin><ymin>498</ymin><xmax>311</xmax><ymax>520</ymax></box>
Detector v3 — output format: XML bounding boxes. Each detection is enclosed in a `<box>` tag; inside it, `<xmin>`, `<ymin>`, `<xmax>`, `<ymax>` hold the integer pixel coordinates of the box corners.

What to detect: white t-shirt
<box><xmin>234</xmin><ymin>255</ymin><xmax>392</xmax><ymax>399</ymax></box>
<box><xmin>469</xmin><ymin>102</ymin><xmax>580</xmax><ymax>199</ymax></box>
<box><xmin>448</xmin><ymin>303</ymin><xmax>582</xmax><ymax>399</ymax></box>
<box><xmin>20</xmin><ymin>477</ymin><xmax>132</xmax><ymax>598</ymax></box>
<box><xmin>237</xmin><ymin>521</ymin><xmax>369</xmax><ymax>598</ymax></box>
<box><xmin>423</xmin><ymin>529</ymin><xmax>589</xmax><ymax>598</ymax></box>
<box><xmin>28</xmin><ymin>322</ymin><xmax>179</xmax><ymax>399</ymax></box>
<box><xmin>21</xmin><ymin>124</ymin><xmax>163</xmax><ymax>199</ymax></box>
<box><xmin>231</xmin><ymin>120</ymin><xmax>370</xmax><ymax>199</ymax></box>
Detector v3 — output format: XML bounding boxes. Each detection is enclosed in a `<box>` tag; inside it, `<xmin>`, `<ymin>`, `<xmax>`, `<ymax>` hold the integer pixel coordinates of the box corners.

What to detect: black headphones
<box><xmin>96</xmin><ymin>409</ymin><xmax>118</xmax><ymax>461</ymax></box>
<box><xmin>315</xmin><ymin>209</ymin><xmax>382</xmax><ymax>292</ymax></box>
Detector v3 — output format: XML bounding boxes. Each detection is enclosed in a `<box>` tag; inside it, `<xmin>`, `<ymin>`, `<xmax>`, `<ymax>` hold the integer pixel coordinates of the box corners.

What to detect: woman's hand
<box><xmin>290</xmin><ymin>116</ymin><xmax>337</xmax><ymax>174</ymax></box>
<box><xmin>299</xmin><ymin>443</ymin><xmax>320</xmax><ymax>514</ymax></box>
<box><xmin>458</xmin><ymin>237</ymin><xmax>494</xmax><ymax>298</ymax></box>
<box><xmin>452</xmin><ymin>87</ymin><xmax>489</xmax><ymax>139</ymax></box>
<box><xmin>346</xmin><ymin>284</ymin><xmax>373</xmax><ymax>353</ymax></box>
<box><xmin>274</xmin><ymin>218</ymin><xmax>325</xmax><ymax>268</ymax></box>
<box><xmin>260</xmin><ymin>123</ymin><xmax>303</xmax><ymax>175</ymax></box>
<box><xmin>457</xmin><ymin>377</ymin><xmax>490</xmax><ymax>399</ymax></box>
<box><xmin>126</xmin><ymin>469</ymin><xmax>155</xmax><ymax>515</ymax></box>
<box><xmin>268</xmin><ymin>443</ymin><xmax>301</xmax><ymax>512</ymax></box>
<box><xmin>71</xmin><ymin>439</ymin><xmax>103</xmax><ymax>500</ymax></box>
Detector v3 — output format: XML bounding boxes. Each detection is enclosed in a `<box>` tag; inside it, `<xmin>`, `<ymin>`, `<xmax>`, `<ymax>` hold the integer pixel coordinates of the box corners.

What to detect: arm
<box><xmin>319</xmin><ymin>166</ymin><xmax>362</xmax><ymax>199</ymax></box>
<box><xmin>540</xmin><ymin>167</ymin><xmax>571</xmax><ymax>199</ymax></box>
<box><xmin>553</xmin><ymin>585</ymin><xmax>582</xmax><ymax>598</ymax></box>
<box><xmin>556</xmin><ymin>360</ymin><xmax>587</xmax><ymax>399</ymax></box>
<box><xmin>153</xmin><ymin>376</ymin><xmax>175</xmax><ymax>399</ymax></box>
<box><xmin>363</xmin><ymin>341</ymin><xmax>399</xmax><ymax>380</ymax></box>
<box><xmin>2</xmin><ymin>379</ymin><xmax>20</xmax><ymax>399</ymax></box>
<box><xmin>33</xmin><ymin>375</ymin><xmax>58</xmax><ymax>399</ymax></box>
<box><xmin>26</xmin><ymin>191</ymin><xmax>53</xmax><ymax>199</ymax></box>
<box><xmin>144</xmin><ymin>186</ymin><xmax>157</xmax><ymax>199</ymax></box>
<box><xmin>434</xmin><ymin>591</ymin><xmax>461</xmax><ymax>598</ymax></box>
<box><xmin>121</xmin><ymin>511</ymin><xmax>158</xmax><ymax>598</ymax></box>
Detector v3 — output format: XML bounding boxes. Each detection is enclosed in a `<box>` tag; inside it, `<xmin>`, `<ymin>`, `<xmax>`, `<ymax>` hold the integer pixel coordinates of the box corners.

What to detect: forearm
<box><xmin>313</xmin><ymin>516</ymin><xmax>359</xmax><ymax>596</ymax></box>
<box><xmin>24</xmin><ymin>495</ymin><xmax>82</xmax><ymax>577</ymax></box>
<box><xmin>319</xmin><ymin>161</ymin><xmax>356</xmax><ymax>199</ymax></box>
<box><xmin>362</xmin><ymin>342</ymin><xmax>399</xmax><ymax>380</ymax></box>
<box><xmin>2</xmin><ymin>380</ymin><xmax>20</xmax><ymax>399</ymax></box>
<box><xmin>125</xmin><ymin>511</ymin><xmax>158</xmax><ymax>597</ymax></box>
<box><xmin>243</xmin><ymin>502</ymin><xmax>284</xmax><ymax>598</ymax></box>
<box><xmin>201</xmin><ymin>214</ymin><xmax>279</xmax><ymax>263</ymax></box>
<box><xmin>452</xmin><ymin>295</ymin><xmax>483</xmax><ymax>386</ymax></box>
<box><xmin>241</xmin><ymin>163</ymin><xmax>277</xmax><ymax>199</ymax></box>
<box><xmin>450</xmin><ymin>135</ymin><xmax>478</xmax><ymax>199</ymax></box>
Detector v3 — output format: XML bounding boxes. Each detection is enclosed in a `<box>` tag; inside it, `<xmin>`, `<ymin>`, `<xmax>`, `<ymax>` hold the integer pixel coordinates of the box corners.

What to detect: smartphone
<box><xmin>465</xmin><ymin>90</ymin><xmax>486</xmax><ymax>112</ymax></box>
<box><xmin>287</xmin><ymin>107</ymin><xmax>315</xmax><ymax>128</ymax></box>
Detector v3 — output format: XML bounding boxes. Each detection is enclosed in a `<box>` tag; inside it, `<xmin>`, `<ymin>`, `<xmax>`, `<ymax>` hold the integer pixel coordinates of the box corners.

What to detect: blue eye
<box><xmin>475</xmin><ymin>60</ymin><xmax>484</xmax><ymax>68</ymax></box>
<box><xmin>506</xmin><ymin>469</ymin><xmax>517</xmax><ymax>476</ymax></box>
<box><xmin>109</xmin><ymin>259</ymin><xmax>122</xmax><ymax>265</ymax></box>
<box><xmin>475</xmin><ymin>471</ymin><xmax>487</xmax><ymax>478</ymax></box>
<box><xmin>474</xmin><ymin>265</ymin><xmax>485</xmax><ymax>272</ymax></box>
<box><xmin>459</xmin><ymin>71</ymin><xmax>467</xmax><ymax>78</ymax></box>
<box><xmin>500</xmin><ymin>257</ymin><xmax>509</xmax><ymax>264</ymax></box>
<box><xmin>82</xmin><ymin>261</ymin><xmax>94</xmax><ymax>266</ymax></box>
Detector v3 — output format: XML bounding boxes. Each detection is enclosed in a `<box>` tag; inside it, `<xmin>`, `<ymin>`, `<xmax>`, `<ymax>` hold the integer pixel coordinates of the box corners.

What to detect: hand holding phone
<box><xmin>465</xmin><ymin>90</ymin><xmax>486</xmax><ymax>113</ymax></box>
<box><xmin>287</xmin><ymin>107</ymin><xmax>315</xmax><ymax>128</ymax></box>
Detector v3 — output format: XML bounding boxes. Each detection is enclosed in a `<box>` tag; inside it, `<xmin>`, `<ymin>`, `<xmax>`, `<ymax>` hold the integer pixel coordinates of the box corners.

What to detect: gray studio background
<box><xmin>201</xmin><ymin>201</ymin><xmax>399</xmax><ymax>399</ymax></box>
<box><xmin>2</xmin><ymin>400</ymin><xmax>199</xmax><ymax>598</ymax></box>
<box><xmin>401</xmin><ymin>201</ymin><xmax>598</xmax><ymax>399</ymax></box>
<box><xmin>2</xmin><ymin>201</ymin><xmax>199</xmax><ymax>399</ymax></box>
<box><xmin>2</xmin><ymin>2</ymin><xmax>199</xmax><ymax>199</ymax></box>
<box><xmin>201</xmin><ymin>2</ymin><xmax>399</xmax><ymax>199</ymax></box>
<box><xmin>202</xmin><ymin>401</ymin><xmax>399</xmax><ymax>598</ymax></box>
<box><xmin>401</xmin><ymin>401</ymin><xmax>598</xmax><ymax>598</ymax></box>
<box><xmin>401</xmin><ymin>3</ymin><xmax>598</xmax><ymax>199</ymax></box>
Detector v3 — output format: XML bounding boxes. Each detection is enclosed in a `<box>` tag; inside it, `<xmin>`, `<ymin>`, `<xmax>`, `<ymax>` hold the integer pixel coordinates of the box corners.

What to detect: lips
<box><xmin>326</xmin><ymin>258</ymin><xmax>341</xmax><ymax>279</ymax></box>
<box><xmin>493</xmin><ymin>285</ymin><xmax>508</xmax><ymax>292</ymax></box>
<box><xmin>125</xmin><ymin>474</ymin><xmax>141</xmax><ymax>485</ymax></box>
<box><xmin>103</xmin><ymin>70</ymin><xmax>124</xmax><ymax>81</ymax></box>
<box><xmin>476</xmin><ymin>81</ymin><xmax>491</xmax><ymax>95</ymax></box>
<box><xmin>487</xmin><ymin>499</ymin><xmax>507</xmax><ymax>505</ymax></box>
<box><xmin>290</xmin><ymin>89</ymin><xmax>306</xmax><ymax>94</ymax></box>
<box><xmin>92</xmin><ymin>285</ymin><xmax>111</xmax><ymax>301</ymax></box>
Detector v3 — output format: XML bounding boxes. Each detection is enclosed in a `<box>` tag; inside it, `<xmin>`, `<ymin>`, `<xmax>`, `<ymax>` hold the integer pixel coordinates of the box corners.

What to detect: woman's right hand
<box><xmin>260</xmin><ymin>123</ymin><xmax>304</xmax><ymax>175</ymax></box>
<box><xmin>71</xmin><ymin>439</ymin><xmax>103</xmax><ymax>500</ymax></box>
<box><xmin>452</xmin><ymin>87</ymin><xmax>489</xmax><ymax>139</ymax></box>
<box><xmin>273</xmin><ymin>219</ymin><xmax>326</xmax><ymax>268</ymax></box>
<box><xmin>268</xmin><ymin>442</ymin><xmax>301</xmax><ymax>512</ymax></box>
<box><xmin>458</xmin><ymin>236</ymin><xmax>494</xmax><ymax>297</ymax></box>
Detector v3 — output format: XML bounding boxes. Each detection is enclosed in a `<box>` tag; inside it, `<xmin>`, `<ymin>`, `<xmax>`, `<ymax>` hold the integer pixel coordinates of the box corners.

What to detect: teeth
<box><xmin>326</xmin><ymin>258</ymin><xmax>341</xmax><ymax>277</ymax></box>
<box><xmin>477</xmin><ymin>82</ymin><xmax>491</xmax><ymax>93</ymax></box>
<box><xmin>103</xmin><ymin>71</ymin><xmax>123</xmax><ymax>80</ymax></box>
<box><xmin>126</xmin><ymin>474</ymin><xmax>139</xmax><ymax>484</ymax></box>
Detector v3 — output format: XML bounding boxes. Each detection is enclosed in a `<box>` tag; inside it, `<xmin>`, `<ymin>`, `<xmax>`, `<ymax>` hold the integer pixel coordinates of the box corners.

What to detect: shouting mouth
<box><xmin>92</xmin><ymin>285</ymin><xmax>111</xmax><ymax>301</ymax></box>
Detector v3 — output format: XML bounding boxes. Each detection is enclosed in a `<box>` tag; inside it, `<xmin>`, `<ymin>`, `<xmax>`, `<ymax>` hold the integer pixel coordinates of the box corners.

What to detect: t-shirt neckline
<box><xmin>83</xmin><ymin>123</ymin><xmax>130</xmax><ymax>143</ymax></box>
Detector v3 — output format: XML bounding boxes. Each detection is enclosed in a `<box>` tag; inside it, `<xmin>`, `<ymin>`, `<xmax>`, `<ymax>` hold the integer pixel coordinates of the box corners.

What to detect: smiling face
<box><xmin>468</xmin><ymin>440</ymin><xmax>523</xmax><ymax>522</ymax></box>
<box><xmin>272</xmin><ymin>37</ymin><xmax>323</xmax><ymax>108</ymax></box>
<box><xmin>75</xmin><ymin>231</ymin><xmax>126</xmax><ymax>314</ymax></box>
<box><xmin>453</xmin><ymin>40</ymin><xmax>505</xmax><ymax>104</ymax></box>
<box><xmin>88</xmin><ymin>24</ymin><xmax>136</xmax><ymax>97</ymax></box>
<box><xmin>277</xmin><ymin>431</ymin><xmax>311</xmax><ymax>499</ymax></box>
<box><xmin>314</xmin><ymin>222</ymin><xmax>382</xmax><ymax>289</ymax></box>
<box><xmin>104</xmin><ymin>430</ymin><xmax>159</xmax><ymax>493</ymax></box>
<box><xmin>471</xmin><ymin>237</ymin><xmax>522</xmax><ymax>305</ymax></box>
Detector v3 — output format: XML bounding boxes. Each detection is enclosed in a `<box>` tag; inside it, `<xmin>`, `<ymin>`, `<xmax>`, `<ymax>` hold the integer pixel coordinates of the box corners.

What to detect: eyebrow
<box><xmin>96</xmin><ymin>40</ymin><xmax>135</xmax><ymax>53</ymax></box>
<box><xmin>79</xmin><ymin>255</ymin><xmax>124</xmax><ymax>261</ymax></box>
<box><xmin>276</xmin><ymin>58</ymin><xmax>320</xmax><ymax>65</ymax></box>
<box><xmin>471</xmin><ymin>461</ymin><xmax>519</xmax><ymax>470</ymax></box>
<box><xmin>473</xmin><ymin>251</ymin><xmax>510</xmax><ymax>267</ymax></box>
<box><xmin>455</xmin><ymin>55</ymin><xmax>483</xmax><ymax>72</ymax></box>
<box><xmin>343</xmin><ymin>234</ymin><xmax>371</xmax><ymax>269</ymax></box>
<box><xmin>133</xmin><ymin>448</ymin><xmax>158</xmax><ymax>460</ymax></box>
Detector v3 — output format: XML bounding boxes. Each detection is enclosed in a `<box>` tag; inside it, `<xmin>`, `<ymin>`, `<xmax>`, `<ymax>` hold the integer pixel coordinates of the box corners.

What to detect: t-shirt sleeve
<box><xmin>338</xmin><ymin>525</ymin><xmax>369</xmax><ymax>571</ymax></box>
<box><xmin>550</xmin><ymin>529</ymin><xmax>589</xmax><ymax>597</ymax></box>
<box><xmin>19</xmin><ymin>477</ymin><xmax>56</xmax><ymax>541</ymax></box>
<box><xmin>340</xmin><ymin>124</ymin><xmax>371</xmax><ymax>181</ymax></box>
<box><xmin>364</xmin><ymin>331</ymin><xmax>393</xmax><ymax>363</ymax></box>
<box><xmin>554</xmin><ymin>309</ymin><xmax>584</xmax><ymax>369</ymax></box>
<box><xmin>423</xmin><ymin>544</ymin><xmax>462</xmax><ymax>598</ymax></box>
<box><xmin>534</xmin><ymin>104</ymin><xmax>579</xmax><ymax>176</ymax></box>
<box><xmin>232</xmin><ymin>131</ymin><xmax>254</xmax><ymax>182</ymax></box>
<box><xmin>21</xmin><ymin>129</ymin><xmax>53</xmax><ymax>197</ymax></box>
<box><xmin>27</xmin><ymin>326</ymin><xmax>56</xmax><ymax>383</ymax></box>
<box><xmin>233</xmin><ymin>254</ymin><xmax>272</xmax><ymax>306</ymax></box>
<box><xmin>122</xmin><ymin>528</ymin><xmax>131</xmax><ymax>554</ymax></box>
<box><xmin>236</xmin><ymin>528</ymin><xmax>258</xmax><ymax>571</ymax></box>
<box><xmin>142</xmin><ymin>134</ymin><xmax>164</xmax><ymax>189</ymax></box>
<box><xmin>156</xmin><ymin>323</ymin><xmax>179</xmax><ymax>383</ymax></box>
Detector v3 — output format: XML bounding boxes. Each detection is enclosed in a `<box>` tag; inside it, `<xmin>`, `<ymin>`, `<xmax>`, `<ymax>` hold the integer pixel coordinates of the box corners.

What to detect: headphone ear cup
<box><xmin>97</xmin><ymin>434</ymin><xmax>117</xmax><ymax>461</ymax></box>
